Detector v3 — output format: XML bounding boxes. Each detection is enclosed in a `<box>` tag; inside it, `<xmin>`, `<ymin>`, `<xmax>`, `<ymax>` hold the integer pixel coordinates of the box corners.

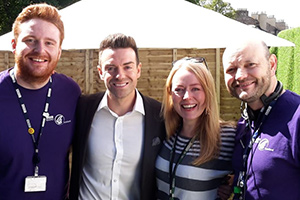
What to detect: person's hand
<box><xmin>218</xmin><ymin>183</ymin><xmax>233</xmax><ymax>200</ymax></box>
<box><xmin>217</xmin><ymin>175</ymin><xmax>233</xmax><ymax>200</ymax></box>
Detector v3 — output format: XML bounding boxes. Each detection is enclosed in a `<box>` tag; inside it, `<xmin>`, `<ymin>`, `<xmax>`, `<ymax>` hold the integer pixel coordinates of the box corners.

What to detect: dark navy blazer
<box><xmin>69</xmin><ymin>92</ymin><xmax>166</xmax><ymax>200</ymax></box>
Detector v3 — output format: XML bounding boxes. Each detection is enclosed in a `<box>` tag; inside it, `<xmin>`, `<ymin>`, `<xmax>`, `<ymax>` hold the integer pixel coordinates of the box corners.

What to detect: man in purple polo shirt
<box><xmin>0</xmin><ymin>3</ymin><xmax>81</xmax><ymax>200</ymax></box>
<box><xmin>222</xmin><ymin>38</ymin><xmax>300</xmax><ymax>200</ymax></box>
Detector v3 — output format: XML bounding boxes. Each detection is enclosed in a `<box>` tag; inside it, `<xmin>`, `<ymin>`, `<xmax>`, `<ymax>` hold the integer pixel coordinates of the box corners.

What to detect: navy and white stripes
<box><xmin>155</xmin><ymin>126</ymin><xmax>236</xmax><ymax>200</ymax></box>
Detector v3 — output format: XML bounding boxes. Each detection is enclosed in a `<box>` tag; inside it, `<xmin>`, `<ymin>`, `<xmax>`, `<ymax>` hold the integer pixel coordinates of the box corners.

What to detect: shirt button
<box><xmin>113</xmin><ymin>179</ymin><xmax>117</xmax><ymax>182</ymax></box>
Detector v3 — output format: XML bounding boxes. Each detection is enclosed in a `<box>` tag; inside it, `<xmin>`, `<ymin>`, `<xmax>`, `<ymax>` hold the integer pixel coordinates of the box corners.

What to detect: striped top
<box><xmin>155</xmin><ymin>126</ymin><xmax>236</xmax><ymax>200</ymax></box>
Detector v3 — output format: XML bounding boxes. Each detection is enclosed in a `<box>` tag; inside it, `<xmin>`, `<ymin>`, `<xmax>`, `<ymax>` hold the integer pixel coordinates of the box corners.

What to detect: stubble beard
<box><xmin>232</xmin><ymin>71</ymin><xmax>271</xmax><ymax>104</ymax></box>
<box><xmin>107</xmin><ymin>81</ymin><xmax>137</xmax><ymax>103</ymax></box>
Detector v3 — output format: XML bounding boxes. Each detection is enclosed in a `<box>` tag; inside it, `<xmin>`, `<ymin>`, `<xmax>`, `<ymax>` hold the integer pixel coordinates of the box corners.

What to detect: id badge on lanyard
<box><xmin>10</xmin><ymin>69</ymin><xmax>51</xmax><ymax>192</ymax></box>
<box><xmin>25</xmin><ymin>176</ymin><xmax>47</xmax><ymax>192</ymax></box>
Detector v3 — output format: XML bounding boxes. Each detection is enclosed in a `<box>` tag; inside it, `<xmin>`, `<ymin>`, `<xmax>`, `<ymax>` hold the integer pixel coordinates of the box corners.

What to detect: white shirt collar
<box><xmin>98</xmin><ymin>89</ymin><xmax>145</xmax><ymax>116</ymax></box>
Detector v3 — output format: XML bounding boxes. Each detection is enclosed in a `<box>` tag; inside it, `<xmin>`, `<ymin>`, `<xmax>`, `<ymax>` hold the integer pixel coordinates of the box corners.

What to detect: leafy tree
<box><xmin>186</xmin><ymin>0</ymin><xmax>236</xmax><ymax>19</ymax></box>
<box><xmin>0</xmin><ymin>0</ymin><xmax>79</xmax><ymax>36</ymax></box>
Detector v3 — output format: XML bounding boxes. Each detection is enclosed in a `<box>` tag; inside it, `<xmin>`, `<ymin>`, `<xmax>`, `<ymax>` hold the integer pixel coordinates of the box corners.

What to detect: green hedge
<box><xmin>270</xmin><ymin>27</ymin><xmax>300</xmax><ymax>95</ymax></box>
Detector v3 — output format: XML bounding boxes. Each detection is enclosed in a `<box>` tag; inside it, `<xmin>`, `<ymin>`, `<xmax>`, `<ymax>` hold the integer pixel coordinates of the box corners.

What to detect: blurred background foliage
<box><xmin>0</xmin><ymin>0</ymin><xmax>80</xmax><ymax>36</ymax></box>
<box><xmin>270</xmin><ymin>27</ymin><xmax>300</xmax><ymax>94</ymax></box>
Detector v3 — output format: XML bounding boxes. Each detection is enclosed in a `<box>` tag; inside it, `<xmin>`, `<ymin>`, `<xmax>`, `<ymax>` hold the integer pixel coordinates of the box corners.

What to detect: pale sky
<box><xmin>225</xmin><ymin>0</ymin><xmax>300</xmax><ymax>29</ymax></box>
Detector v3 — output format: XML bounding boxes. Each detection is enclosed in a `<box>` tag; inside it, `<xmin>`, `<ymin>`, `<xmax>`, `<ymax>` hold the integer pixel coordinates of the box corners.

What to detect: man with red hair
<box><xmin>0</xmin><ymin>3</ymin><xmax>80</xmax><ymax>199</ymax></box>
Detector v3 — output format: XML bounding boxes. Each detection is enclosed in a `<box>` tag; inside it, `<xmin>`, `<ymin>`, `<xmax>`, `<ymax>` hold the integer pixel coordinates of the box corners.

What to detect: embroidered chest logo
<box><xmin>43</xmin><ymin>112</ymin><xmax>53</xmax><ymax>121</ymax></box>
<box><xmin>43</xmin><ymin>113</ymin><xmax>71</xmax><ymax>125</ymax></box>
<box><xmin>256</xmin><ymin>138</ymin><xmax>274</xmax><ymax>152</ymax></box>
<box><xmin>54</xmin><ymin>114</ymin><xmax>71</xmax><ymax>125</ymax></box>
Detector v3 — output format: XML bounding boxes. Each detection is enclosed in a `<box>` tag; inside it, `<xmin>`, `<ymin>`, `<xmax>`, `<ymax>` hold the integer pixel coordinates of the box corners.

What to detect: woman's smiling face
<box><xmin>171</xmin><ymin>67</ymin><xmax>206</xmax><ymax>124</ymax></box>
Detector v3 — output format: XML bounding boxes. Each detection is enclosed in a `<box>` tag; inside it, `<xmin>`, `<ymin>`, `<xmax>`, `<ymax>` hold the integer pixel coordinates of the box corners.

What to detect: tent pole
<box><xmin>216</xmin><ymin>48</ymin><xmax>220</xmax><ymax>113</ymax></box>
<box><xmin>85</xmin><ymin>49</ymin><xmax>94</xmax><ymax>94</ymax></box>
<box><xmin>172</xmin><ymin>49</ymin><xmax>177</xmax><ymax>62</ymax></box>
<box><xmin>5</xmin><ymin>52</ymin><xmax>9</xmax><ymax>69</ymax></box>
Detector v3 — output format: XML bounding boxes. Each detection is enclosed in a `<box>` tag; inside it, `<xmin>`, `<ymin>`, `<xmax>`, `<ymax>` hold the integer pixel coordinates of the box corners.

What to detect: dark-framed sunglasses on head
<box><xmin>172</xmin><ymin>57</ymin><xmax>208</xmax><ymax>70</ymax></box>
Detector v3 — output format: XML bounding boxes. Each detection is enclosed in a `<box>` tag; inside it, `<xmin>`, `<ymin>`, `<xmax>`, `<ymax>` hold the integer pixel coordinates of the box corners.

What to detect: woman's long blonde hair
<box><xmin>162</xmin><ymin>57</ymin><xmax>221</xmax><ymax>165</ymax></box>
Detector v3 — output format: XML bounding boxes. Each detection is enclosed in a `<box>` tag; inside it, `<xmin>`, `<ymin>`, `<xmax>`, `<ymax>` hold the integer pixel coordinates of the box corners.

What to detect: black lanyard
<box><xmin>234</xmin><ymin>98</ymin><xmax>279</xmax><ymax>199</ymax></box>
<box><xmin>169</xmin><ymin>133</ymin><xmax>196</xmax><ymax>200</ymax></box>
<box><xmin>9</xmin><ymin>69</ymin><xmax>52</xmax><ymax>176</ymax></box>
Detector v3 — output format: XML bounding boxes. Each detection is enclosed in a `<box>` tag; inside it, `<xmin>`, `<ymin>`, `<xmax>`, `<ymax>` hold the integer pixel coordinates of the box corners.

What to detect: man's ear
<box><xmin>58</xmin><ymin>47</ymin><xmax>62</xmax><ymax>59</ymax></box>
<box><xmin>137</xmin><ymin>62</ymin><xmax>142</xmax><ymax>79</ymax></box>
<box><xmin>269</xmin><ymin>54</ymin><xmax>277</xmax><ymax>76</ymax></box>
<box><xmin>97</xmin><ymin>65</ymin><xmax>104</xmax><ymax>80</ymax></box>
<box><xmin>11</xmin><ymin>39</ymin><xmax>16</xmax><ymax>54</ymax></box>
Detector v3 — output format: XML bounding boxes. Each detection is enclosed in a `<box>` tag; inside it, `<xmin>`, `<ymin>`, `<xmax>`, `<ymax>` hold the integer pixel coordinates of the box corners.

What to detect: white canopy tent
<box><xmin>0</xmin><ymin>0</ymin><xmax>294</xmax><ymax>51</ymax></box>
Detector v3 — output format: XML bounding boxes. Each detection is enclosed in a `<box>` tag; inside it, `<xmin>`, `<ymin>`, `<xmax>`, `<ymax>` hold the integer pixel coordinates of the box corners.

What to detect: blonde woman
<box><xmin>155</xmin><ymin>57</ymin><xmax>235</xmax><ymax>200</ymax></box>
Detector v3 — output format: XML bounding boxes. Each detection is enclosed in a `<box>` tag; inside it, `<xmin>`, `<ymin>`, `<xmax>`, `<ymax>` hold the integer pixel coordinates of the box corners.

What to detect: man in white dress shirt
<box><xmin>69</xmin><ymin>33</ymin><xmax>166</xmax><ymax>200</ymax></box>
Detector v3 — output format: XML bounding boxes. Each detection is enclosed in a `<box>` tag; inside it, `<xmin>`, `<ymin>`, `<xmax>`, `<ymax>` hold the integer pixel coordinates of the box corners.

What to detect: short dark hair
<box><xmin>99</xmin><ymin>33</ymin><xmax>139</xmax><ymax>66</ymax></box>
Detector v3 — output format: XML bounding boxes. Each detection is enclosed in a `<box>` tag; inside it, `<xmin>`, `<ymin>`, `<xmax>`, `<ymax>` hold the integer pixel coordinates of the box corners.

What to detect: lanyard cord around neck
<box><xmin>234</xmin><ymin>97</ymin><xmax>279</xmax><ymax>199</ymax></box>
<box><xmin>9</xmin><ymin>69</ymin><xmax>52</xmax><ymax>176</ymax></box>
<box><xmin>169</xmin><ymin>133</ymin><xmax>196</xmax><ymax>200</ymax></box>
